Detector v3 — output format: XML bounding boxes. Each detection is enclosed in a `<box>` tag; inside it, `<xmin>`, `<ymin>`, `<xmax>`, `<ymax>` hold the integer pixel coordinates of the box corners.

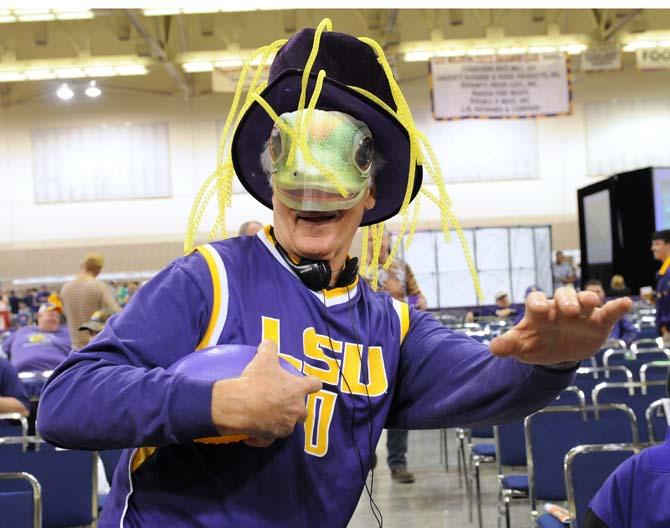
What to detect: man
<box><xmin>0</xmin><ymin>357</ymin><xmax>29</xmax><ymax>416</ymax></box>
<box><xmin>38</xmin><ymin>24</ymin><xmax>631</xmax><ymax>527</ymax></box>
<box><xmin>553</xmin><ymin>250</ymin><xmax>577</xmax><ymax>289</ymax></box>
<box><xmin>366</xmin><ymin>229</ymin><xmax>426</xmax><ymax>483</ymax></box>
<box><xmin>651</xmin><ymin>230</ymin><xmax>670</xmax><ymax>340</ymax></box>
<box><xmin>60</xmin><ymin>252</ymin><xmax>121</xmax><ymax>350</ymax></box>
<box><xmin>78</xmin><ymin>309</ymin><xmax>113</xmax><ymax>340</ymax></box>
<box><xmin>239</xmin><ymin>220</ymin><xmax>264</xmax><ymax>237</ymax></box>
<box><xmin>2</xmin><ymin>303</ymin><xmax>71</xmax><ymax>373</ymax></box>
<box><xmin>583</xmin><ymin>373</ymin><xmax>670</xmax><ymax>528</ymax></box>
<box><xmin>584</xmin><ymin>279</ymin><xmax>637</xmax><ymax>346</ymax></box>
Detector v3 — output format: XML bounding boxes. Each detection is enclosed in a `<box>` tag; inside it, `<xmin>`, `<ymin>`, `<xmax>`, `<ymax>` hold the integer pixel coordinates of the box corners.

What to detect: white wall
<box><xmin>2</xmin><ymin>63</ymin><xmax>670</xmax><ymax>249</ymax></box>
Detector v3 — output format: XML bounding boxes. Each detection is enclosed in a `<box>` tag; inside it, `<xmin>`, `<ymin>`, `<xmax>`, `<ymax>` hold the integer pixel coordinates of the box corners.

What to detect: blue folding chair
<box><xmin>645</xmin><ymin>399</ymin><xmax>670</xmax><ymax>444</ymax></box>
<box><xmin>99</xmin><ymin>449</ymin><xmax>123</xmax><ymax>485</ymax></box>
<box><xmin>565</xmin><ymin>444</ymin><xmax>639</xmax><ymax>528</ymax></box>
<box><xmin>592</xmin><ymin>380</ymin><xmax>667</xmax><ymax>443</ymax></box>
<box><xmin>0</xmin><ymin>438</ymin><xmax>98</xmax><ymax>528</ymax></box>
<box><xmin>525</xmin><ymin>404</ymin><xmax>638</xmax><ymax>526</ymax></box>
<box><xmin>0</xmin><ymin>412</ymin><xmax>30</xmax><ymax>452</ymax></box>
<box><xmin>603</xmin><ymin>348</ymin><xmax>670</xmax><ymax>381</ymax></box>
<box><xmin>640</xmin><ymin>360</ymin><xmax>670</xmax><ymax>384</ymax></box>
<box><xmin>573</xmin><ymin>366</ymin><xmax>633</xmax><ymax>404</ymax></box>
<box><xmin>592</xmin><ymin>339</ymin><xmax>627</xmax><ymax>367</ymax></box>
<box><xmin>630</xmin><ymin>338</ymin><xmax>665</xmax><ymax>351</ymax></box>
<box><xmin>635</xmin><ymin>324</ymin><xmax>659</xmax><ymax>340</ymax></box>
<box><xmin>493</xmin><ymin>387</ymin><xmax>585</xmax><ymax>528</ymax></box>
<box><xmin>0</xmin><ymin>472</ymin><xmax>41</xmax><ymax>528</ymax></box>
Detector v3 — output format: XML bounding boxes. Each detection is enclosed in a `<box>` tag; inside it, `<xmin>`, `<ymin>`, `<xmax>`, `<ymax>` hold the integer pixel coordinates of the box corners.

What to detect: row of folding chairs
<box><xmin>457</xmin><ymin>377</ymin><xmax>669</xmax><ymax>528</ymax></box>
<box><xmin>0</xmin><ymin>414</ymin><xmax>124</xmax><ymax>528</ymax></box>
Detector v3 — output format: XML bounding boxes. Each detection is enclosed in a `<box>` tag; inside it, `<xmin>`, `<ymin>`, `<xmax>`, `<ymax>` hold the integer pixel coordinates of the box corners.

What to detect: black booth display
<box><xmin>578</xmin><ymin>167</ymin><xmax>670</xmax><ymax>293</ymax></box>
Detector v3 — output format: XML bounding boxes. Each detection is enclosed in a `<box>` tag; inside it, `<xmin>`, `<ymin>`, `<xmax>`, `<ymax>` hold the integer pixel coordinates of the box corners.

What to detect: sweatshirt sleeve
<box><xmin>385</xmin><ymin>309</ymin><xmax>577</xmax><ymax>430</ymax></box>
<box><xmin>37</xmin><ymin>252</ymin><xmax>220</xmax><ymax>450</ymax></box>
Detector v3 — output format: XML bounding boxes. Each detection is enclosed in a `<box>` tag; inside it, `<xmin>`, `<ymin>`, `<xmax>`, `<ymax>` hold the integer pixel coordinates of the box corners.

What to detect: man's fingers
<box><xmin>244</xmin><ymin>437</ymin><xmax>275</xmax><ymax>448</ymax></box>
<box><xmin>300</xmin><ymin>375</ymin><xmax>323</xmax><ymax>395</ymax></box>
<box><xmin>598</xmin><ymin>297</ymin><xmax>633</xmax><ymax>326</ymax></box>
<box><xmin>524</xmin><ymin>291</ymin><xmax>551</xmax><ymax>319</ymax></box>
<box><xmin>577</xmin><ymin>290</ymin><xmax>600</xmax><ymax>319</ymax></box>
<box><xmin>251</xmin><ymin>340</ymin><xmax>280</xmax><ymax>366</ymax></box>
<box><xmin>554</xmin><ymin>287</ymin><xmax>580</xmax><ymax>317</ymax></box>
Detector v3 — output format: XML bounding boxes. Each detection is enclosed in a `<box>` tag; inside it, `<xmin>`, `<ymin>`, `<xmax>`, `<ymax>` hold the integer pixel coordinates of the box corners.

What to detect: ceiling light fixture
<box><xmin>56</xmin><ymin>83</ymin><xmax>74</xmax><ymax>101</ymax></box>
<box><xmin>85</xmin><ymin>80</ymin><xmax>101</xmax><ymax>98</ymax></box>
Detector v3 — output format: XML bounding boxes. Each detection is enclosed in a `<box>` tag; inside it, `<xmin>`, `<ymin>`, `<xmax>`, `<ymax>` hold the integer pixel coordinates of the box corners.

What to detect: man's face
<box><xmin>586</xmin><ymin>284</ymin><xmax>606</xmax><ymax>305</ymax></box>
<box><xmin>496</xmin><ymin>295</ymin><xmax>510</xmax><ymax>308</ymax></box>
<box><xmin>556</xmin><ymin>251</ymin><xmax>565</xmax><ymax>264</ymax></box>
<box><xmin>272</xmin><ymin>189</ymin><xmax>375</xmax><ymax>265</ymax></box>
<box><xmin>37</xmin><ymin>309</ymin><xmax>60</xmax><ymax>332</ymax></box>
<box><xmin>651</xmin><ymin>239</ymin><xmax>670</xmax><ymax>261</ymax></box>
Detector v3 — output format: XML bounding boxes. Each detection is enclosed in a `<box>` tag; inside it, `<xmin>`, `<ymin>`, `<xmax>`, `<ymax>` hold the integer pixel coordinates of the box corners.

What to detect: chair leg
<box><xmin>475</xmin><ymin>460</ymin><xmax>483</xmax><ymax>528</ymax></box>
<box><xmin>504</xmin><ymin>496</ymin><xmax>511</xmax><ymax>528</ymax></box>
<box><xmin>443</xmin><ymin>429</ymin><xmax>449</xmax><ymax>471</ymax></box>
<box><xmin>467</xmin><ymin>453</ymin><xmax>474</xmax><ymax>522</ymax></box>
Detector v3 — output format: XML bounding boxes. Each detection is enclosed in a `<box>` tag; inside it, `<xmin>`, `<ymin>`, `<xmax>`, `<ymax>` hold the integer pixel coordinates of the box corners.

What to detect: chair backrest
<box><xmin>573</xmin><ymin>367</ymin><xmax>633</xmax><ymax>403</ymax></box>
<box><xmin>99</xmin><ymin>449</ymin><xmax>123</xmax><ymax>485</ymax></box>
<box><xmin>640</xmin><ymin>361</ymin><xmax>670</xmax><ymax>384</ymax></box>
<box><xmin>593</xmin><ymin>341</ymin><xmax>627</xmax><ymax>367</ymax></box>
<box><xmin>554</xmin><ymin>386</ymin><xmax>586</xmax><ymax>407</ymax></box>
<box><xmin>564</xmin><ymin>444</ymin><xmax>639</xmax><ymax>528</ymax></box>
<box><xmin>0</xmin><ymin>445</ymin><xmax>97</xmax><ymax>527</ymax></box>
<box><xmin>462</xmin><ymin>331</ymin><xmax>491</xmax><ymax>344</ymax></box>
<box><xmin>592</xmin><ymin>381</ymin><xmax>667</xmax><ymax>442</ymax></box>
<box><xmin>470</xmin><ymin>425</ymin><xmax>494</xmax><ymax>439</ymax></box>
<box><xmin>645</xmin><ymin>399</ymin><xmax>670</xmax><ymax>444</ymax></box>
<box><xmin>17</xmin><ymin>372</ymin><xmax>50</xmax><ymax>401</ymax></box>
<box><xmin>603</xmin><ymin>349</ymin><xmax>670</xmax><ymax>380</ymax></box>
<box><xmin>524</xmin><ymin>404</ymin><xmax>637</xmax><ymax>518</ymax></box>
<box><xmin>630</xmin><ymin>338</ymin><xmax>664</xmax><ymax>351</ymax></box>
<box><xmin>0</xmin><ymin>472</ymin><xmax>41</xmax><ymax>528</ymax></box>
<box><xmin>0</xmin><ymin>414</ymin><xmax>30</xmax><ymax>452</ymax></box>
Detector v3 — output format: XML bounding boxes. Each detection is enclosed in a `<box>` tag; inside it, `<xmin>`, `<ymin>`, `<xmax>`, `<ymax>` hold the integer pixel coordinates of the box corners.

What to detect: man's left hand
<box><xmin>489</xmin><ymin>287</ymin><xmax>633</xmax><ymax>365</ymax></box>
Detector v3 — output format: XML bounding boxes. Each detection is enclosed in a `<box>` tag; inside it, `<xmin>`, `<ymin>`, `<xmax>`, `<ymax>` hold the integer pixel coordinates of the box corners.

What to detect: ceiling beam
<box><xmin>603</xmin><ymin>9</ymin><xmax>643</xmax><ymax>40</ymax></box>
<box><xmin>124</xmin><ymin>9</ymin><xmax>192</xmax><ymax>99</ymax></box>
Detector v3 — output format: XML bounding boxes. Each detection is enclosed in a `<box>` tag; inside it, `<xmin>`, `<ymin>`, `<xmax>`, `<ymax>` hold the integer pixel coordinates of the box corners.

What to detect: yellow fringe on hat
<box><xmin>184</xmin><ymin>18</ymin><xmax>483</xmax><ymax>302</ymax></box>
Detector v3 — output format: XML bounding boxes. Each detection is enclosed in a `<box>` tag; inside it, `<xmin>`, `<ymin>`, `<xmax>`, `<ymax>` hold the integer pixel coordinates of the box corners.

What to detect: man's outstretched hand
<box><xmin>489</xmin><ymin>287</ymin><xmax>633</xmax><ymax>365</ymax></box>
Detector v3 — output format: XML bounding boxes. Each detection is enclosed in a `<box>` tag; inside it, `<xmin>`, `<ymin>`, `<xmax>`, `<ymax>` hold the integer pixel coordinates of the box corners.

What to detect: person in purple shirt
<box><xmin>584</xmin><ymin>373</ymin><xmax>670</xmax><ymax>528</ymax></box>
<box><xmin>37</xmin><ymin>23</ymin><xmax>633</xmax><ymax>528</ymax></box>
<box><xmin>0</xmin><ymin>358</ymin><xmax>29</xmax><ymax>416</ymax></box>
<box><xmin>2</xmin><ymin>302</ymin><xmax>71</xmax><ymax>372</ymax></box>
<box><xmin>584</xmin><ymin>279</ymin><xmax>638</xmax><ymax>346</ymax></box>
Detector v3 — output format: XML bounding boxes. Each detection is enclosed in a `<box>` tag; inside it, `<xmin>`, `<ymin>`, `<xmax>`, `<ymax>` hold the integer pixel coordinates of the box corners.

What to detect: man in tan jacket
<box><xmin>60</xmin><ymin>253</ymin><xmax>121</xmax><ymax>350</ymax></box>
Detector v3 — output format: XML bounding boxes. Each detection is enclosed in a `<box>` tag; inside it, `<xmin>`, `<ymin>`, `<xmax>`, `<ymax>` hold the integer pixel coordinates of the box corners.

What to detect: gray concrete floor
<box><xmin>350</xmin><ymin>429</ymin><xmax>537</xmax><ymax>528</ymax></box>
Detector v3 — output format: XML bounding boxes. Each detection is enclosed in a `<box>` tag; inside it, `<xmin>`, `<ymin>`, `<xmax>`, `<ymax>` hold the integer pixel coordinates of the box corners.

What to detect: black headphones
<box><xmin>273</xmin><ymin>232</ymin><xmax>359</xmax><ymax>291</ymax></box>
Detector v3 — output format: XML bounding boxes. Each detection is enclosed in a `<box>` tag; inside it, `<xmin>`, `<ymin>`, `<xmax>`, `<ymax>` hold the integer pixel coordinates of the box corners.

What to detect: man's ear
<box><xmin>364</xmin><ymin>188</ymin><xmax>376</xmax><ymax>211</ymax></box>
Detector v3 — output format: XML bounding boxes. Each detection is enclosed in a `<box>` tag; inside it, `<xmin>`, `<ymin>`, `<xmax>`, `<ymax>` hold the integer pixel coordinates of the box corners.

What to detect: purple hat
<box><xmin>231</xmin><ymin>28</ymin><xmax>423</xmax><ymax>226</ymax></box>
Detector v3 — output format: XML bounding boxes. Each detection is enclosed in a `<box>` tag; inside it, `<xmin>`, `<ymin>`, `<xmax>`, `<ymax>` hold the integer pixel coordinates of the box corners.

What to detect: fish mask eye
<box><xmin>269</xmin><ymin>125</ymin><xmax>284</xmax><ymax>163</ymax></box>
<box><xmin>353</xmin><ymin>131</ymin><xmax>373</xmax><ymax>176</ymax></box>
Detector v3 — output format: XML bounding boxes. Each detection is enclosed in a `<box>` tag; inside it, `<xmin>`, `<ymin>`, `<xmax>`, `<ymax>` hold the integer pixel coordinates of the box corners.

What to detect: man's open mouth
<box><xmin>295</xmin><ymin>210</ymin><xmax>342</xmax><ymax>223</ymax></box>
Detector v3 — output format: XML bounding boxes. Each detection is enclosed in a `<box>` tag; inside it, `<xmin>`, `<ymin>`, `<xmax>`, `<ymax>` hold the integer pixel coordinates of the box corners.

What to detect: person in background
<box><xmin>584</xmin><ymin>279</ymin><xmax>637</xmax><ymax>346</ymax></box>
<box><xmin>633</xmin><ymin>286</ymin><xmax>655</xmax><ymax>313</ymax></box>
<box><xmin>238</xmin><ymin>220</ymin><xmax>264</xmax><ymax>237</ymax></box>
<box><xmin>0</xmin><ymin>357</ymin><xmax>29</xmax><ymax>416</ymax></box>
<box><xmin>366</xmin><ymin>228</ymin><xmax>426</xmax><ymax>483</ymax></box>
<box><xmin>0</xmin><ymin>293</ymin><xmax>10</xmax><ymax>331</ymax></box>
<box><xmin>608</xmin><ymin>275</ymin><xmax>631</xmax><ymax>298</ymax></box>
<box><xmin>78</xmin><ymin>309</ymin><xmax>114</xmax><ymax>341</ymax></box>
<box><xmin>2</xmin><ymin>302</ymin><xmax>71</xmax><ymax>373</ymax></box>
<box><xmin>117</xmin><ymin>283</ymin><xmax>130</xmax><ymax>307</ymax></box>
<box><xmin>553</xmin><ymin>251</ymin><xmax>577</xmax><ymax>289</ymax></box>
<box><xmin>492</xmin><ymin>291</ymin><xmax>518</xmax><ymax>319</ymax></box>
<box><xmin>583</xmin><ymin>372</ymin><xmax>670</xmax><ymax>528</ymax></box>
<box><xmin>8</xmin><ymin>290</ymin><xmax>20</xmax><ymax>315</ymax></box>
<box><xmin>651</xmin><ymin>230</ymin><xmax>670</xmax><ymax>341</ymax></box>
<box><xmin>16</xmin><ymin>300</ymin><xmax>32</xmax><ymax>327</ymax></box>
<box><xmin>35</xmin><ymin>285</ymin><xmax>51</xmax><ymax>305</ymax></box>
<box><xmin>60</xmin><ymin>253</ymin><xmax>121</xmax><ymax>351</ymax></box>
<box><xmin>23</xmin><ymin>289</ymin><xmax>36</xmax><ymax>315</ymax></box>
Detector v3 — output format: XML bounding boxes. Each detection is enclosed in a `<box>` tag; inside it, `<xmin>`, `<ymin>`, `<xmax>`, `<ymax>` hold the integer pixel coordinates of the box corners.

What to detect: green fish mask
<box><xmin>262</xmin><ymin>109</ymin><xmax>375</xmax><ymax>212</ymax></box>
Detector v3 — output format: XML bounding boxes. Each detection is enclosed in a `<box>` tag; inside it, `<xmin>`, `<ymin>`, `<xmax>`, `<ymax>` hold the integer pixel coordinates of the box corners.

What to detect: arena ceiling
<box><xmin>1</xmin><ymin>8</ymin><xmax>669</xmax><ymax>104</ymax></box>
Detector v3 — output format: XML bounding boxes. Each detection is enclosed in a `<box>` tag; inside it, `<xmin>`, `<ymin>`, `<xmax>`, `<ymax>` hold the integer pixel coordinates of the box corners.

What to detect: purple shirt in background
<box><xmin>2</xmin><ymin>325</ymin><xmax>71</xmax><ymax>372</ymax></box>
<box><xmin>587</xmin><ymin>427</ymin><xmax>670</xmax><ymax>527</ymax></box>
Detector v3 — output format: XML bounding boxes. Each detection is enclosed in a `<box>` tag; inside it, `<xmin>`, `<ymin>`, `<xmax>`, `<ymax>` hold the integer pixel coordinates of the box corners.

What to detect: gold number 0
<box><xmin>303</xmin><ymin>389</ymin><xmax>338</xmax><ymax>457</ymax></box>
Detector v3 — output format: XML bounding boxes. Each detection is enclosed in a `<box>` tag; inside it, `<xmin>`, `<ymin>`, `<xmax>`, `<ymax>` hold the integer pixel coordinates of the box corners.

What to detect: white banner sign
<box><xmin>431</xmin><ymin>53</ymin><xmax>570</xmax><ymax>119</ymax></box>
<box><xmin>581</xmin><ymin>46</ymin><xmax>622</xmax><ymax>72</ymax></box>
<box><xmin>636</xmin><ymin>47</ymin><xmax>670</xmax><ymax>70</ymax></box>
